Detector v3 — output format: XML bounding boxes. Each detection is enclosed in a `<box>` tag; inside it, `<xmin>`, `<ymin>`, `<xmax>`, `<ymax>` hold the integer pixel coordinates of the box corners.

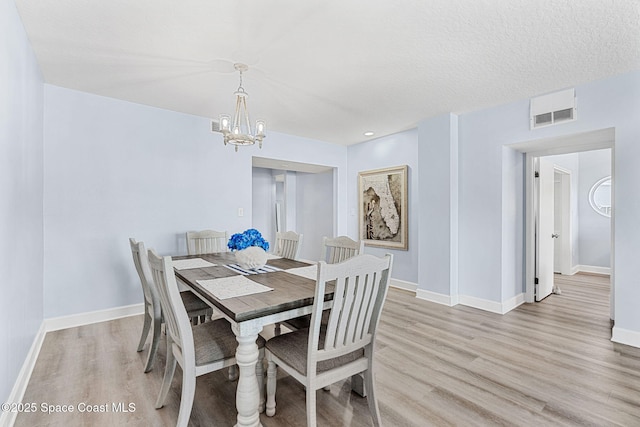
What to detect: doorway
<box><xmin>533</xmin><ymin>150</ymin><xmax>612</xmax><ymax>302</ymax></box>
<box><xmin>251</xmin><ymin>156</ymin><xmax>336</xmax><ymax>261</ymax></box>
<box><xmin>511</xmin><ymin>127</ymin><xmax>615</xmax><ymax>319</ymax></box>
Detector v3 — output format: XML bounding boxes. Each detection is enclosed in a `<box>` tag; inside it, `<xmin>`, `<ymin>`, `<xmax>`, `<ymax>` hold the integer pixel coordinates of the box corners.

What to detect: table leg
<box><xmin>234</xmin><ymin>332</ymin><xmax>262</xmax><ymax>427</ymax></box>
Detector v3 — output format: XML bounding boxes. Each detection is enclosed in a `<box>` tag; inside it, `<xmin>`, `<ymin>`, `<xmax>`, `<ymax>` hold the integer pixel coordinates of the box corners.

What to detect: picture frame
<box><xmin>358</xmin><ymin>165</ymin><xmax>408</xmax><ymax>250</ymax></box>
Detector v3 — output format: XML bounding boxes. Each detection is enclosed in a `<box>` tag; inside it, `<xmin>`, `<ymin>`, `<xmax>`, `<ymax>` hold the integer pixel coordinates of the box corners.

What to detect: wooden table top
<box><xmin>172</xmin><ymin>253</ymin><xmax>332</xmax><ymax>323</ymax></box>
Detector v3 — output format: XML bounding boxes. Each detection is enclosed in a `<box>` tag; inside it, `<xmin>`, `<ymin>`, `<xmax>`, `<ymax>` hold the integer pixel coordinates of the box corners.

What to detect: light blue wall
<box><xmin>347</xmin><ymin>129</ymin><xmax>419</xmax><ymax>283</ymax></box>
<box><xmin>296</xmin><ymin>170</ymin><xmax>334</xmax><ymax>261</ymax></box>
<box><xmin>251</xmin><ymin>167</ymin><xmax>275</xmax><ymax>245</ymax></box>
<box><xmin>458</xmin><ymin>71</ymin><xmax>640</xmax><ymax>339</ymax></box>
<box><xmin>578</xmin><ymin>149</ymin><xmax>611</xmax><ymax>268</ymax></box>
<box><xmin>0</xmin><ymin>0</ymin><xmax>44</xmax><ymax>403</ymax></box>
<box><xmin>252</xmin><ymin>168</ymin><xmax>334</xmax><ymax>261</ymax></box>
<box><xmin>43</xmin><ymin>85</ymin><xmax>348</xmax><ymax>318</ymax></box>
<box><xmin>418</xmin><ymin>114</ymin><xmax>459</xmax><ymax>296</ymax></box>
<box><xmin>500</xmin><ymin>145</ymin><xmax>525</xmax><ymax>302</ymax></box>
<box><xmin>458</xmin><ymin>99</ymin><xmax>526</xmax><ymax>303</ymax></box>
<box><xmin>548</xmin><ymin>149</ymin><xmax>611</xmax><ymax>270</ymax></box>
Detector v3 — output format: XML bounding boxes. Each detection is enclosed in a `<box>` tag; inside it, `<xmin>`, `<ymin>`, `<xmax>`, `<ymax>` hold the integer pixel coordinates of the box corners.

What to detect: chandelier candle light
<box><xmin>219</xmin><ymin>63</ymin><xmax>266</xmax><ymax>152</ymax></box>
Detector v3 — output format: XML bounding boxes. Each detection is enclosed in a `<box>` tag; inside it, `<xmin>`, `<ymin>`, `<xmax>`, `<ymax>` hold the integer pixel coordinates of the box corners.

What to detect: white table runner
<box><xmin>286</xmin><ymin>265</ymin><xmax>317</xmax><ymax>280</ymax></box>
<box><xmin>197</xmin><ymin>275</ymin><xmax>273</xmax><ymax>300</ymax></box>
<box><xmin>172</xmin><ymin>258</ymin><xmax>217</xmax><ymax>270</ymax></box>
<box><xmin>224</xmin><ymin>264</ymin><xmax>283</xmax><ymax>275</ymax></box>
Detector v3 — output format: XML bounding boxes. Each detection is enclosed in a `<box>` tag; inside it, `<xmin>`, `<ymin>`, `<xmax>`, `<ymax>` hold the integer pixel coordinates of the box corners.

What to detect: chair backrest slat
<box><xmin>147</xmin><ymin>249</ymin><xmax>195</xmax><ymax>359</ymax></box>
<box><xmin>275</xmin><ymin>231</ymin><xmax>303</xmax><ymax>260</ymax></box>
<box><xmin>186</xmin><ymin>230</ymin><xmax>228</xmax><ymax>255</ymax></box>
<box><xmin>359</xmin><ymin>272</ymin><xmax>380</xmax><ymax>341</ymax></box>
<box><xmin>321</xmin><ymin>235</ymin><xmax>364</xmax><ymax>264</ymax></box>
<box><xmin>129</xmin><ymin>238</ymin><xmax>156</xmax><ymax>306</ymax></box>
<box><xmin>309</xmin><ymin>254</ymin><xmax>393</xmax><ymax>371</ymax></box>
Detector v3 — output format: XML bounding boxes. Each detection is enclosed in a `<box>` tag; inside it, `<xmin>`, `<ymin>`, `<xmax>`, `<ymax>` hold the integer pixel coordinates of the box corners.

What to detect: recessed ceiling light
<box><xmin>363</xmin><ymin>131</ymin><xmax>375</xmax><ymax>137</ymax></box>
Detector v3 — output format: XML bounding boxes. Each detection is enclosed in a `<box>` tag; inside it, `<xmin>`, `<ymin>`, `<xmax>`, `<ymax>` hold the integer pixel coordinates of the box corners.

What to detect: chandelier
<box><xmin>218</xmin><ymin>63</ymin><xmax>266</xmax><ymax>151</ymax></box>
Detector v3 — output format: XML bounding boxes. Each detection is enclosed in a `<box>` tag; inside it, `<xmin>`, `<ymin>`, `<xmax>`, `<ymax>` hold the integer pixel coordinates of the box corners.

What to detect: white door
<box><xmin>553</xmin><ymin>174</ymin><xmax>562</xmax><ymax>273</ymax></box>
<box><xmin>535</xmin><ymin>157</ymin><xmax>555</xmax><ymax>301</ymax></box>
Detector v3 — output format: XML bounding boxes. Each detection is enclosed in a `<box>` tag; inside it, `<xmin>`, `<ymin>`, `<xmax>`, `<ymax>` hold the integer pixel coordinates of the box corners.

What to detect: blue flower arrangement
<box><xmin>228</xmin><ymin>228</ymin><xmax>270</xmax><ymax>252</ymax></box>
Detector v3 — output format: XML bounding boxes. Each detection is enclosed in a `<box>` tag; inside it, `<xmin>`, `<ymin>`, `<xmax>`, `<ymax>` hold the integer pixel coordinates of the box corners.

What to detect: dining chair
<box><xmin>273</xmin><ymin>231</ymin><xmax>303</xmax><ymax>260</ymax></box>
<box><xmin>148</xmin><ymin>248</ymin><xmax>266</xmax><ymax>427</ymax></box>
<box><xmin>185</xmin><ymin>229</ymin><xmax>237</xmax><ymax>377</ymax></box>
<box><xmin>320</xmin><ymin>235</ymin><xmax>365</xmax><ymax>264</ymax></box>
<box><xmin>129</xmin><ymin>238</ymin><xmax>213</xmax><ymax>373</ymax></box>
<box><xmin>186</xmin><ymin>230</ymin><xmax>229</xmax><ymax>255</ymax></box>
<box><xmin>265</xmin><ymin>253</ymin><xmax>393</xmax><ymax>427</ymax></box>
<box><xmin>279</xmin><ymin>235</ymin><xmax>365</xmax><ymax>334</ymax></box>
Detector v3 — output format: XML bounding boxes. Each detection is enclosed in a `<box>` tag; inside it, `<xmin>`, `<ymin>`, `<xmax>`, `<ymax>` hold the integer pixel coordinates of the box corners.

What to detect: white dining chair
<box><xmin>265</xmin><ymin>253</ymin><xmax>393</xmax><ymax>427</ymax></box>
<box><xmin>280</xmin><ymin>235</ymin><xmax>365</xmax><ymax>334</ymax></box>
<box><xmin>273</xmin><ymin>231</ymin><xmax>303</xmax><ymax>260</ymax></box>
<box><xmin>186</xmin><ymin>230</ymin><xmax>229</xmax><ymax>255</ymax></box>
<box><xmin>320</xmin><ymin>235</ymin><xmax>365</xmax><ymax>264</ymax></box>
<box><xmin>148</xmin><ymin>248</ymin><xmax>266</xmax><ymax>427</ymax></box>
<box><xmin>129</xmin><ymin>238</ymin><xmax>213</xmax><ymax>373</ymax></box>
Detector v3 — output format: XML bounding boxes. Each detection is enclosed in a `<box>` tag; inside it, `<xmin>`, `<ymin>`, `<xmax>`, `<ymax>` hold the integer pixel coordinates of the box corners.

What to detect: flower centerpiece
<box><xmin>228</xmin><ymin>229</ymin><xmax>270</xmax><ymax>270</ymax></box>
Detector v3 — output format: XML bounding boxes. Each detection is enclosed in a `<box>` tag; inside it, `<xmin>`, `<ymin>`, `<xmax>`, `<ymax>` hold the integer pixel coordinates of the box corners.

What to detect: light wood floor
<box><xmin>15</xmin><ymin>273</ymin><xmax>640</xmax><ymax>426</ymax></box>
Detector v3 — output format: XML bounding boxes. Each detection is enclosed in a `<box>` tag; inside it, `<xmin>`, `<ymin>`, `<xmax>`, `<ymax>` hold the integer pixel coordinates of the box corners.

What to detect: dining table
<box><xmin>171</xmin><ymin>251</ymin><xmax>333</xmax><ymax>427</ymax></box>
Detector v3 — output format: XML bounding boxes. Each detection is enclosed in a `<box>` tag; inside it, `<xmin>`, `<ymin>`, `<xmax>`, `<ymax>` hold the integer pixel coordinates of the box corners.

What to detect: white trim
<box><xmin>415</xmin><ymin>289</ymin><xmax>454</xmax><ymax>306</ymax></box>
<box><xmin>612</xmin><ymin>327</ymin><xmax>640</xmax><ymax>348</ymax></box>
<box><xmin>0</xmin><ymin>323</ymin><xmax>47</xmax><ymax>427</ymax></box>
<box><xmin>44</xmin><ymin>303</ymin><xmax>144</xmax><ymax>332</ymax></box>
<box><xmin>413</xmin><ymin>286</ymin><xmax>525</xmax><ymax>314</ymax></box>
<box><xmin>457</xmin><ymin>294</ymin><xmax>524</xmax><ymax>315</ymax></box>
<box><xmin>458</xmin><ymin>295</ymin><xmax>504</xmax><ymax>314</ymax></box>
<box><xmin>389</xmin><ymin>278</ymin><xmax>417</xmax><ymax>292</ymax></box>
<box><xmin>575</xmin><ymin>265</ymin><xmax>611</xmax><ymax>276</ymax></box>
<box><xmin>501</xmin><ymin>293</ymin><xmax>526</xmax><ymax>314</ymax></box>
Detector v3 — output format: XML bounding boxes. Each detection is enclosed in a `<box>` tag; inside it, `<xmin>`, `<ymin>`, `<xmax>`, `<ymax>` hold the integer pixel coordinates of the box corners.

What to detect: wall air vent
<box><xmin>530</xmin><ymin>88</ymin><xmax>576</xmax><ymax>129</ymax></box>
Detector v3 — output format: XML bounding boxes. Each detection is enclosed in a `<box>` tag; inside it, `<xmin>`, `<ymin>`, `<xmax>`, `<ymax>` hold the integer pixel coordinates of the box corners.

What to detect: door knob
<box><xmin>552</xmin><ymin>233</ymin><xmax>559</xmax><ymax>238</ymax></box>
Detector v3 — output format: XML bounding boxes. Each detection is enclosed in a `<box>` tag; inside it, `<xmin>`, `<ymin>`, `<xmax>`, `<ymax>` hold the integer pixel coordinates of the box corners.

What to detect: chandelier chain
<box><xmin>217</xmin><ymin>63</ymin><xmax>266</xmax><ymax>151</ymax></box>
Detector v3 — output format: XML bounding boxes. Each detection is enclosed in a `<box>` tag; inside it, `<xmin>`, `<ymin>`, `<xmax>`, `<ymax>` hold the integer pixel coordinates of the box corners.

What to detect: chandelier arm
<box><xmin>233</xmin><ymin>96</ymin><xmax>242</xmax><ymax>131</ymax></box>
<box><xmin>242</xmin><ymin>97</ymin><xmax>251</xmax><ymax>135</ymax></box>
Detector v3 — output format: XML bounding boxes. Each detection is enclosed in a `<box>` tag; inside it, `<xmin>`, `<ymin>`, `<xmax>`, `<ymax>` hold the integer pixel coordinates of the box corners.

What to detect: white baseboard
<box><xmin>0</xmin><ymin>322</ymin><xmax>47</xmax><ymax>427</ymax></box>
<box><xmin>415</xmin><ymin>289</ymin><xmax>455</xmax><ymax>306</ymax></box>
<box><xmin>612</xmin><ymin>326</ymin><xmax>640</xmax><ymax>348</ymax></box>
<box><xmin>501</xmin><ymin>293</ymin><xmax>526</xmax><ymax>314</ymax></box>
<box><xmin>456</xmin><ymin>293</ymin><xmax>524</xmax><ymax>314</ymax></box>
<box><xmin>458</xmin><ymin>295</ymin><xmax>504</xmax><ymax>314</ymax></box>
<box><xmin>44</xmin><ymin>303</ymin><xmax>144</xmax><ymax>332</ymax></box>
<box><xmin>390</xmin><ymin>278</ymin><xmax>417</xmax><ymax>293</ymax></box>
<box><xmin>575</xmin><ymin>265</ymin><xmax>611</xmax><ymax>276</ymax></box>
<box><xmin>414</xmin><ymin>287</ymin><xmax>524</xmax><ymax>314</ymax></box>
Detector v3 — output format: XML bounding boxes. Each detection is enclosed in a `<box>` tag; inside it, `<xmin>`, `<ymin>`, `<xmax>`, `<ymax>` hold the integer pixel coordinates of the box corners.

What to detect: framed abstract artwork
<box><xmin>358</xmin><ymin>165</ymin><xmax>408</xmax><ymax>250</ymax></box>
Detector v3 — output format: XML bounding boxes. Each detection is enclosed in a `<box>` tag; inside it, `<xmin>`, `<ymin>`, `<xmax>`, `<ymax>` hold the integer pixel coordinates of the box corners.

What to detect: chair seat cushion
<box><xmin>180</xmin><ymin>290</ymin><xmax>212</xmax><ymax>315</ymax></box>
<box><xmin>192</xmin><ymin>319</ymin><xmax>266</xmax><ymax>367</ymax></box>
<box><xmin>283</xmin><ymin>310</ymin><xmax>329</xmax><ymax>331</ymax></box>
<box><xmin>266</xmin><ymin>327</ymin><xmax>364</xmax><ymax>376</ymax></box>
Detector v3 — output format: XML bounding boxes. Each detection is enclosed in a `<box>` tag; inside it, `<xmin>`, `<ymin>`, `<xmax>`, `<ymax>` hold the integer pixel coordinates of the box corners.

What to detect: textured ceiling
<box><xmin>15</xmin><ymin>0</ymin><xmax>640</xmax><ymax>145</ymax></box>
